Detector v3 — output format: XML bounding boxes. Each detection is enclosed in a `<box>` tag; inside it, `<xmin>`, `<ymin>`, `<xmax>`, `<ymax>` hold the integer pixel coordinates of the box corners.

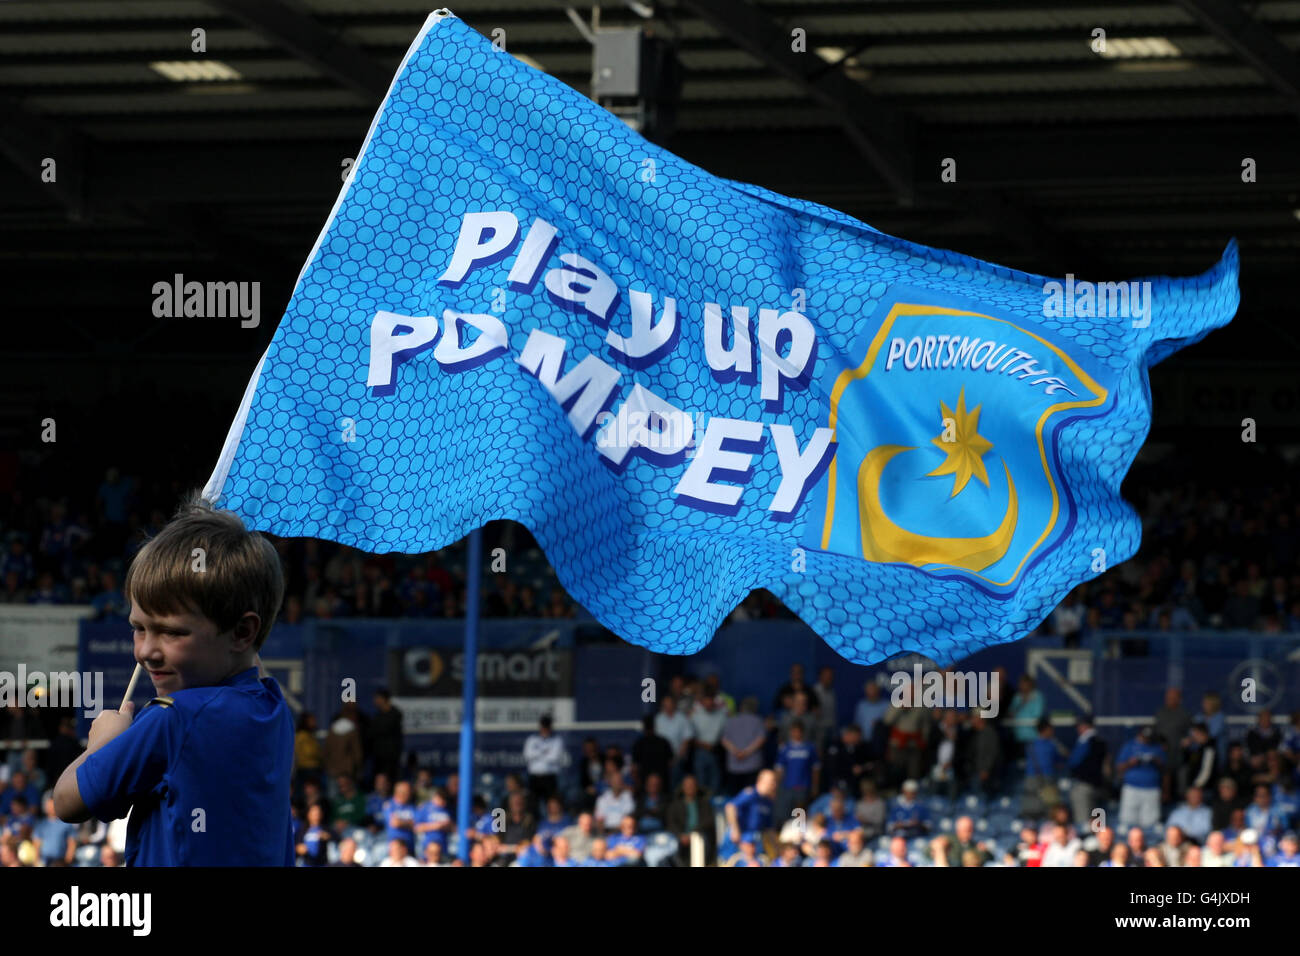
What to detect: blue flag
<box><xmin>205</xmin><ymin>10</ymin><xmax>1239</xmax><ymax>666</ymax></box>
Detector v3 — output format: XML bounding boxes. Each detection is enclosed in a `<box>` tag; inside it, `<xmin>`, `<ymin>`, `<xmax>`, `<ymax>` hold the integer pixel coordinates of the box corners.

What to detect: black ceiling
<box><xmin>2</xmin><ymin>0</ymin><xmax>1298</xmax><ymax>364</ymax></box>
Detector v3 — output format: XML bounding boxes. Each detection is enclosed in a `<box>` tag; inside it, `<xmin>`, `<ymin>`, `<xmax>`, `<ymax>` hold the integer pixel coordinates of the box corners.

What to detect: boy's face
<box><xmin>130</xmin><ymin>603</ymin><xmax>254</xmax><ymax>696</ymax></box>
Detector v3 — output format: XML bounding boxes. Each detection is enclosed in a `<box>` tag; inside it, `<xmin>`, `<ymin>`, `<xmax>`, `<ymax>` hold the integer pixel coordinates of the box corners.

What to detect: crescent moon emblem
<box><xmin>857</xmin><ymin>445</ymin><xmax>1018</xmax><ymax>571</ymax></box>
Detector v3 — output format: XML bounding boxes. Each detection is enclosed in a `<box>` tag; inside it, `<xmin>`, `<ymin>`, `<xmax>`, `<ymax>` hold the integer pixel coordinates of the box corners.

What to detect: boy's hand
<box><xmin>88</xmin><ymin>702</ymin><xmax>134</xmax><ymax>751</ymax></box>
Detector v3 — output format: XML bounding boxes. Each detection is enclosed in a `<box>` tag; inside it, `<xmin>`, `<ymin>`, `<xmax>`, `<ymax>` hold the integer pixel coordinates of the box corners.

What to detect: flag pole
<box><xmin>456</xmin><ymin>528</ymin><xmax>482</xmax><ymax>861</ymax></box>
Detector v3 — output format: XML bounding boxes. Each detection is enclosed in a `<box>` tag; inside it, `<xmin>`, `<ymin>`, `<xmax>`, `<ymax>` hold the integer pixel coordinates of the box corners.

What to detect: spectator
<box><xmin>294</xmin><ymin>713</ymin><xmax>323</xmax><ymax>790</ymax></box>
<box><xmin>835</xmin><ymin>828</ymin><xmax>873</xmax><ymax>867</ymax></box>
<box><xmin>811</xmin><ymin>667</ymin><xmax>838</xmax><ymax>751</ymax></box>
<box><xmin>876</xmin><ymin>835</ymin><xmax>912</xmax><ymax>867</ymax></box>
<box><xmin>365</xmin><ymin>773</ymin><xmax>392</xmax><ymax>829</ymax></box>
<box><xmin>1200</xmin><ymin>831</ymin><xmax>1234</xmax><ymax>867</ymax></box>
<box><xmin>630</xmin><ymin>715</ymin><xmax>673</xmax><ymax>791</ymax></box>
<box><xmin>1246</xmin><ymin>709</ymin><xmax>1282</xmax><ymax>768</ymax></box>
<box><xmin>558</xmin><ymin>812</ymin><xmax>596</xmax><ymax>862</ymax></box>
<box><xmin>772</xmin><ymin>663</ymin><xmax>812</xmax><ymax>713</ymax></box>
<box><xmin>824</xmin><ymin>723</ymin><xmax>872</xmax><ymax>797</ymax></box>
<box><xmin>886</xmin><ymin>779</ymin><xmax>930</xmax><ymax>839</ymax></box>
<box><xmin>522</xmin><ymin>714</ymin><xmax>565</xmax><ymax>809</ymax></box>
<box><xmin>853</xmin><ymin>780</ymin><xmax>887</xmax><ymax>840</ymax></box>
<box><xmin>1100</xmin><ymin>843</ymin><xmax>1133</xmax><ymax>868</ymax></box>
<box><xmin>1116</xmin><ymin>725</ymin><xmax>1164</xmax><ymax>830</ymax></box>
<box><xmin>853</xmin><ymin>680</ymin><xmax>889</xmax><ymax>753</ymax></box>
<box><xmin>929</xmin><ymin>709</ymin><xmax>965</xmax><ymax>800</ymax></box>
<box><xmin>653</xmin><ymin>696</ymin><xmax>695</xmax><ymax>789</ymax></box>
<box><xmin>422</xmin><ymin>842</ymin><xmax>451</xmax><ymax>867</ymax></box>
<box><xmin>666</xmin><ymin>774</ymin><xmax>712</xmax><ymax>865</ymax></box>
<box><xmin>99</xmin><ymin>845</ymin><xmax>121</xmax><ymax>868</ymax></box>
<box><xmin>1067</xmin><ymin>714</ymin><xmax>1107</xmax><ymax>827</ymax></box>
<box><xmin>774</xmin><ymin>720</ymin><xmax>819</xmax><ymax>822</ymax></box>
<box><xmin>296</xmin><ymin>803</ymin><xmax>332</xmax><ymax>867</ymax></box>
<box><xmin>728</xmin><ymin>837</ymin><xmax>767</xmax><ymax>867</ymax></box>
<box><xmin>90</xmin><ymin>570</ymin><xmax>127</xmax><ymax>619</ymax></box>
<box><xmin>1221</xmin><ymin>742</ymin><xmax>1254</xmax><ymax>796</ymax></box>
<box><xmin>1024</xmin><ymin>718</ymin><xmax>1062</xmax><ymax>819</ymax></box>
<box><xmin>606</xmin><ymin>815</ymin><xmax>646</xmax><ymax>866</ymax></box>
<box><xmin>1008</xmin><ymin>674</ymin><xmax>1044</xmax><ymax>757</ymax></box>
<box><xmin>1158</xmin><ymin>825</ymin><xmax>1189</xmax><ymax>866</ymax></box>
<box><xmin>1244</xmin><ymin>784</ymin><xmax>1288</xmax><ymax>837</ymax></box>
<box><xmin>1198</xmin><ymin>691</ymin><xmax>1227</xmax><ymax>757</ymax></box>
<box><xmin>1266</xmin><ymin>832</ymin><xmax>1300</xmax><ymax>866</ymax></box>
<box><xmin>584</xmin><ymin>837</ymin><xmax>614</xmax><ymax>868</ymax></box>
<box><xmin>776</xmin><ymin>690</ymin><xmax>814</xmax><ymax>747</ymax></box>
<box><xmin>824</xmin><ymin>789</ymin><xmax>857</xmax><ymax>851</ymax></box>
<box><xmin>966</xmin><ymin>712</ymin><xmax>1002</xmax><ymax>797</ymax></box>
<box><xmin>722</xmin><ymin>769</ymin><xmax>777</xmax><ymax>862</ymax></box>
<box><xmin>1041</xmin><ymin>823</ymin><xmax>1081</xmax><ymax>867</ymax></box>
<box><xmin>1086</xmin><ymin>827</ymin><xmax>1115</xmax><ymax>866</ymax></box>
<box><xmin>379</xmin><ymin>838</ymin><xmax>420</xmax><ymax>867</ymax></box>
<box><xmin>721</xmin><ymin>697</ymin><xmax>766</xmax><ymax>793</ymax></box>
<box><xmin>32</xmin><ymin>795</ymin><xmax>78</xmax><ymax>866</ymax></box>
<box><xmin>382</xmin><ymin>780</ymin><xmax>418</xmax><ymax>853</ymax></box>
<box><xmin>771</xmin><ymin>842</ymin><xmax>804</xmax><ymax>868</ymax></box>
<box><xmin>1154</xmin><ymin>687</ymin><xmax>1192</xmax><ymax>800</ymax></box>
<box><xmin>881</xmin><ymin>691</ymin><xmax>932</xmax><ymax>783</ymax></box>
<box><xmin>414</xmin><ymin>787</ymin><xmax>453</xmax><ymax>858</ymax></box>
<box><xmin>331</xmin><ymin>775</ymin><xmax>369</xmax><ymax>833</ymax></box>
<box><xmin>1231</xmin><ymin>829</ymin><xmax>1263</xmax><ymax>867</ymax></box>
<box><xmin>688</xmin><ymin>691</ymin><xmax>727</xmax><ymax>796</ymax></box>
<box><xmin>1180</xmin><ymin>722</ymin><xmax>1219</xmax><ymax>795</ymax></box>
<box><xmin>501</xmin><ymin>791</ymin><xmax>536</xmax><ymax>848</ymax></box>
<box><xmin>322</xmin><ymin>708</ymin><xmax>363</xmax><ymax>793</ymax></box>
<box><xmin>1161</xmin><ymin>778</ymin><xmax>1210</xmax><ymax>842</ymax></box>
<box><xmin>594</xmin><ymin>770</ymin><xmax>635</xmax><ymax>831</ymax></box>
<box><xmin>949</xmin><ymin>815</ymin><xmax>992</xmax><ymax>866</ymax></box>
<box><xmin>550</xmin><ymin>835</ymin><xmax>579</xmax><ymax>867</ymax></box>
<box><xmin>637</xmin><ymin>772</ymin><xmax>669</xmax><ymax>829</ymax></box>
<box><xmin>535</xmin><ymin>796</ymin><xmax>572</xmax><ymax>846</ymax></box>
<box><xmin>577</xmin><ymin>737</ymin><xmax>603</xmax><ymax>809</ymax></box>
<box><xmin>368</xmin><ymin>690</ymin><xmax>403</xmax><ymax>783</ymax></box>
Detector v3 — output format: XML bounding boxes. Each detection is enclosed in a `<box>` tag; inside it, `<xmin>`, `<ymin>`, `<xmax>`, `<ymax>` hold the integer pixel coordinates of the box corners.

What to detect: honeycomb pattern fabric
<box><xmin>205</xmin><ymin>10</ymin><xmax>1240</xmax><ymax>667</ymax></box>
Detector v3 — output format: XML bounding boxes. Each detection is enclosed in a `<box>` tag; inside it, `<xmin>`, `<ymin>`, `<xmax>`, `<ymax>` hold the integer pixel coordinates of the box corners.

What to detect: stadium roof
<box><xmin>1</xmin><ymin>0</ymin><xmax>1297</xmax><ymax>361</ymax></box>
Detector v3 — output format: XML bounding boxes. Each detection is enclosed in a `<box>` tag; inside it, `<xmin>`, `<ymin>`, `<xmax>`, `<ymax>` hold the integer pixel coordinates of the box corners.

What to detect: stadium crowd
<box><xmin>2</xmin><ymin>464</ymin><xmax>1299</xmax><ymax>637</ymax></box>
<box><xmin>1</xmin><ymin>459</ymin><xmax>1298</xmax><ymax>866</ymax></box>
<box><xmin>4</xmin><ymin>664</ymin><xmax>1299</xmax><ymax>867</ymax></box>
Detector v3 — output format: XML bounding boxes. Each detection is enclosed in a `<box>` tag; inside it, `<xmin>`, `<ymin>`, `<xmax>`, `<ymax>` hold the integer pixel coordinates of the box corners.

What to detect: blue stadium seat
<box><xmin>638</xmin><ymin>816</ymin><xmax>663</xmax><ymax>833</ymax></box>
<box><xmin>926</xmin><ymin>796</ymin><xmax>949</xmax><ymax>815</ymax></box>
<box><xmin>938</xmin><ymin>816</ymin><xmax>953</xmax><ymax>832</ymax></box>
<box><xmin>959</xmin><ymin>794</ymin><xmax>987</xmax><ymax>814</ymax></box>
<box><xmin>75</xmin><ymin>844</ymin><xmax>99</xmax><ymax>866</ymax></box>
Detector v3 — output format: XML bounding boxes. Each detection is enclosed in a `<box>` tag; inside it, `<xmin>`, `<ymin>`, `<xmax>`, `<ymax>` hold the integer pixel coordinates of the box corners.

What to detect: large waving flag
<box><xmin>205</xmin><ymin>9</ymin><xmax>1239</xmax><ymax>666</ymax></box>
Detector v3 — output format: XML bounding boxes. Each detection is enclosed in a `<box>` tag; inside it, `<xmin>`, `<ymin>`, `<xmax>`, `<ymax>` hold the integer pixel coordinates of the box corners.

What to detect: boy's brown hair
<box><xmin>124</xmin><ymin>492</ymin><xmax>285</xmax><ymax>649</ymax></box>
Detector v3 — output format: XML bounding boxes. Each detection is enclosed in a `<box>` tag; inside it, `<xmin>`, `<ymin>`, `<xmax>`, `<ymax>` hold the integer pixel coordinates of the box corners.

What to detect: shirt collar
<box><xmin>220</xmin><ymin>665</ymin><xmax>262</xmax><ymax>687</ymax></box>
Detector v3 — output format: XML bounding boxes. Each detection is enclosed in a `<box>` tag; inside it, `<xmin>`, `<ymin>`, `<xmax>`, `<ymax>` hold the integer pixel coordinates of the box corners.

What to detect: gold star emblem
<box><xmin>926</xmin><ymin>386</ymin><xmax>993</xmax><ymax>497</ymax></box>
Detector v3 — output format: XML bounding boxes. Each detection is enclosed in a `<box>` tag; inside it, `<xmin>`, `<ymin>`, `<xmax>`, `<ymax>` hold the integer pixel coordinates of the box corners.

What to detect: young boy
<box><xmin>53</xmin><ymin>495</ymin><xmax>294</xmax><ymax>866</ymax></box>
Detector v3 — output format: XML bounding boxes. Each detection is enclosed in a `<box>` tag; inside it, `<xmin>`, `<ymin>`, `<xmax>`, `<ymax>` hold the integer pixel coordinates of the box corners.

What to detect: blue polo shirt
<box><xmin>1116</xmin><ymin>739</ymin><xmax>1163</xmax><ymax>789</ymax></box>
<box><xmin>726</xmin><ymin>787</ymin><xmax>773</xmax><ymax>834</ymax></box>
<box><xmin>382</xmin><ymin>798</ymin><xmax>418</xmax><ymax>851</ymax></box>
<box><xmin>776</xmin><ymin>741</ymin><xmax>818</xmax><ymax>790</ymax></box>
<box><xmin>76</xmin><ymin>666</ymin><xmax>295</xmax><ymax>866</ymax></box>
<box><xmin>416</xmin><ymin>799</ymin><xmax>451</xmax><ymax>854</ymax></box>
<box><xmin>33</xmin><ymin>817</ymin><xmax>80</xmax><ymax>864</ymax></box>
